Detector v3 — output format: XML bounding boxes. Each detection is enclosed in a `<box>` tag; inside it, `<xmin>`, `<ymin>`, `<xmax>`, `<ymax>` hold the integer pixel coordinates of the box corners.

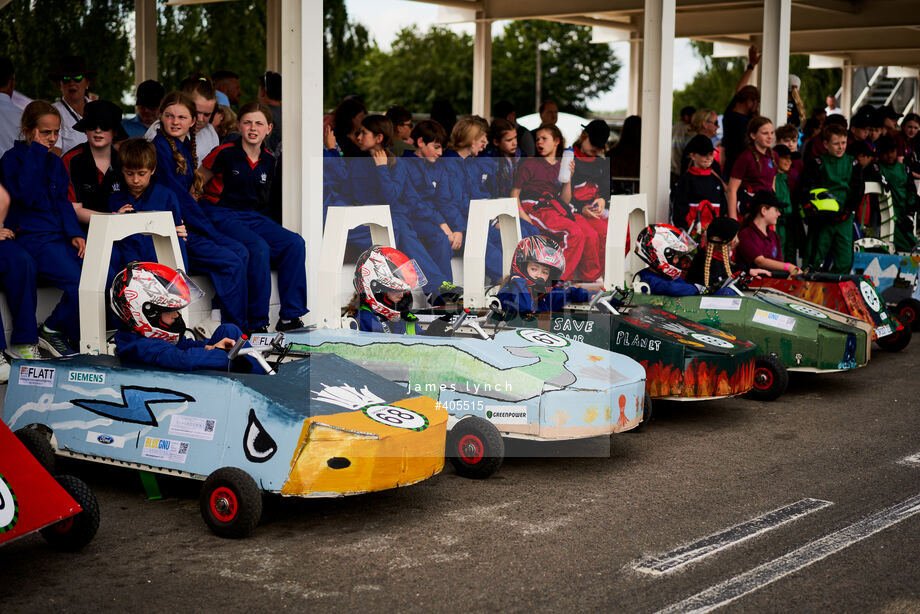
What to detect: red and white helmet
<box><xmin>354</xmin><ymin>246</ymin><xmax>427</xmax><ymax>321</ymax></box>
<box><xmin>511</xmin><ymin>235</ymin><xmax>566</xmax><ymax>287</ymax></box>
<box><xmin>110</xmin><ymin>262</ymin><xmax>204</xmax><ymax>344</ymax></box>
<box><xmin>635</xmin><ymin>224</ymin><xmax>697</xmax><ymax>279</ymax></box>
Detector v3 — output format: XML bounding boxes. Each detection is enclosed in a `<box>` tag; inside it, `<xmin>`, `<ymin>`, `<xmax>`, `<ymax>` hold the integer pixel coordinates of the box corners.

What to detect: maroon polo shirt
<box><xmin>737</xmin><ymin>223</ymin><xmax>783</xmax><ymax>269</ymax></box>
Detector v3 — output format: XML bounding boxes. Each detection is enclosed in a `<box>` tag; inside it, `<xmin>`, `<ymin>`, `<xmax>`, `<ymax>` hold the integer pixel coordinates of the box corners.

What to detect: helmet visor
<box><xmin>381</xmin><ymin>258</ymin><xmax>428</xmax><ymax>292</ymax></box>
<box><xmin>153</xmin><ymin>268</ymin><xmax>205</xmax><ymax>309</ymax></box>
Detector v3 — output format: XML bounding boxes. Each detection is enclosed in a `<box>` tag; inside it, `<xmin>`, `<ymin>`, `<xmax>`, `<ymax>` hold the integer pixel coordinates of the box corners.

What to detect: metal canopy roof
<box><xmin>416</xmin><ymin>0</ymin><xmax>920</xmax><ymax>68</ymax></box>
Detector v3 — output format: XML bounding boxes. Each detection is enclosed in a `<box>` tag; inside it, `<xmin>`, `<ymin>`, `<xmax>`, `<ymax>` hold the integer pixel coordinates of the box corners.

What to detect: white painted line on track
<box><xmin>634</xmin><ymin>499</ymin><xmax>833</xmax><ymax>575</ymax></box>
<box><xmin>898</xmin><ymin>452</ymin><xmax>920</xmax><ymax>466</ymax></box>
<box><xmin>654</xmin><ymin>493</ymin><xmax>920</xmax><ymax>614</ymax></box>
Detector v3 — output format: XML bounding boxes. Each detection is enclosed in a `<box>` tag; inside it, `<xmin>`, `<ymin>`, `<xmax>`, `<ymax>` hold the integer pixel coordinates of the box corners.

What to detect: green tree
<box><xmin>324</xmin><ymin>0</ymin><xmax>373</xmax><ymax>110</ymax></box>
<box><xmin>158</xmin><ymin>1</ymin><xmax>267</xmax><ymax>106</ymax></box>
<box><xmin>492</xmin><ymin>21</ymin><xmax>620</xmax><ymax>115</ymax></box>
<box><xmin>673</xmin><ymin>42</ymin><xmax>840</xmax><ymax>124</ymax></box>
<box><xmin>0</xmin><ymin>0</ymin><xmax>134</xmax><ymax>104</ymax></box>
<box><xmin>354</xmin><ymin>26</ymin><xmax>473</xmax><ymax>114</ymax></box>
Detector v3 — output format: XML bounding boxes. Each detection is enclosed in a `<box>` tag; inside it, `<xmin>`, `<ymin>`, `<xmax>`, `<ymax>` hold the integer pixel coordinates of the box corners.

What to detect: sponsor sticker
<box><xmin>0</xmin><ymin>474</ymin><xmax>17</xmax><ymax>532</ymax></box>
<box><xmin>17</xmin><ymin>365</ymin><xmax>55</xmax><ymax>387</ymax></box>
<box><xmin>700</xmin><ymin>297</ymin><xmax>742</xmax><ymax>311</ymax></box>
<box><xmin>690</xmin><ymin>333</ymin><xmax>734</xmax><ymax>348</ymax></box>
<box><xmin>362</xmin><ymin>405</ymin><xmax>429</xmax><ymax>431</ymax></box>
<box><xmin>168</xmin><ymin>415</ymin><xmax>217</xmax><ymax>441</ymax></box>
<box><xmin>485</xmin><ymin>405</ymin><xmax>528</xmax><ymax>425</ymax></box>
<box><xmin>249</xmin><ymin>334</ymin><xmax>274</xmax><ymax>348</ymax></box>
<box><xmin>859</xmin><ymin>280</ymin><xmax>882</xmax><ymax>312</ymax></box>
<box><xmin>786</xmin><ymin>303</ymin><xmax>828</xmax><ymax>319</ymax></box>
<box><xmin>86</xmin><ymin>431</ymin><xmax>126</xmax><ymax>448</ymax></box>
<box><xmin>875</xmin><ymin>324</ymin><xmax>892</xmax><ymax>338</ymax></box>
<box><xmin>516</xmin><ymin>329</ymin><xmax>570</xmax><ymax>347</ymax></box>
<box><xmin>752</xmin><ymin>309</ymin><xmax>796</xmax><ymax>331</ymax></box>
<box><xmin>68</xmin><ymin>370</ymin><xmax>105</xmax><ymax>384</ymax></box>
<box><xmin>141</xmin><ymin>437</ymin><xmax>189</xmax><ymax>464</ymax></box>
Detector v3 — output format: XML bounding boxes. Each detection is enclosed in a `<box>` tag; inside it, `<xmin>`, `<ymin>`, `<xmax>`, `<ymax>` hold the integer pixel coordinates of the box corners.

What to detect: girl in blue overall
<box><xmin>496</xmin><ymin>235</ymin><xmax>592</xmax><ymax>316</ymax></box>
<box><xmin>0</xmin><ymin>101</ymin><xmax>84</xmax><ymax>356</ymax></box>
<box><xmin>149</xmin><ymin>92</ymin><xmax>251</xmax><ymax>330</ymax></box>
<box><xmin>199</xmin><ymin>101</ymin><xmax>307</xmax><ymax>333</ymax></box>
<box><xmin>351</xmin><ymin>245</ymin><xmax>429</xmax><ymax>335</ymax></box>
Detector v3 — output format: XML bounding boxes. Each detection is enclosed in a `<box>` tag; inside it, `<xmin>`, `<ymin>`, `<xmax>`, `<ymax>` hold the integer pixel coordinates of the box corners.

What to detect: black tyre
<box><xmin>877</xmin><ymin>314</ymin><xmax>912</xmax><ymax>352</ymax></box>
<box><xmin>896</xmin><ymin>299</ymin><xmax>920</xmax><ymax>331</ymax></box>
<box><xmin>447</xmin><ymin>416</ymin><xmax>504</xmax><ymax>479</ymax></box>
<box><xmin>200</xmin><ymin>467</ymin><xmax>262</xmax><ymax>538</ymax></box>
<box><xmin>628</xmin><ymin>394</ymin><xmax>653</xmax><ymax>433</ymax></box>
<box><xmin>744</xmin><ymin>354</ymin><xmax>788</xmax><ymax>402</ymax></box>
<box><xmin>15</xmin><ymin>427</ymin><xmax>55</xmax><ymax>474</ymax></box>
<box><xmin>40</xmin><ymin>475</ymin><xmax>100</xmax><ymax>551</ymax></box>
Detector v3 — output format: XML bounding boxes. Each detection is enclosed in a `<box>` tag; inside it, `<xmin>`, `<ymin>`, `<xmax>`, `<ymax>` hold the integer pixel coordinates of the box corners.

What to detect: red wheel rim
<box><xmin>458</xmin><ymin>434</ymin><xmax>484</xmax><ymax>464</ymax></box>
<box><xmin>209</xmin><ymin>486</ymin><xmax>238</xmax><ymax>522</ymax></box>
<box><xmin>53</xmin><ymin>517</ymin><xmax>75</xmax><ymax>533</ymax></box>
<box><xmin>901</xmin><ymin>306</ymin><xmax>916</xmax><ymax>325</ymax></box>
<box><xmin>753</xmin><ymin>367</ymin><xmax>774</xmax><ymax>390</ymax></box>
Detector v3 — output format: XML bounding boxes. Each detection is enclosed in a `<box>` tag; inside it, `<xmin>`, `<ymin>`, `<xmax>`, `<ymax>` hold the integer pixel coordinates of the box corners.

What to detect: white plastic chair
<box><xmin>79</xmin><ymin>212</ymin><xmax>185</xmax><ymax>355</ymax></box>
<box><xmin>463</xmin><ymin>198</ymin><xmax>522</xmax><ymax>309</ymax></box>
<box><xmin>605</xmin><ymin>193</ymin><xmax>649</xmax><ymax>290</ymax></box>
<box><xmin>864</xmin><ymin>181</ymin><xmax>895</xmax><ymax>250</ymax></box>
<box><xmin>317</xmin><ymin>205</ymin><xmax>396</xmax><ymax>329</ymax></box>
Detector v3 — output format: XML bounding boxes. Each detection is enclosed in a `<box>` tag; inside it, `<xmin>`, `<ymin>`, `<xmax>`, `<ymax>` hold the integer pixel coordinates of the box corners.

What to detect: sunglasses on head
<box><xmin>61</xmin><ymin>75</ymin><xmax>84</xmax><ymax>83</ymax></box>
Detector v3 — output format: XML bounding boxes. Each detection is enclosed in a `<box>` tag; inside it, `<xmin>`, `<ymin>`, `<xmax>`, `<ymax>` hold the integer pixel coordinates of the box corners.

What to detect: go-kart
<box><xmin>1</xmin><ymin>421</ymin><xmax>99</xmax><ymax>551</ymax></box>
<box><xmin>3</xmin><ymin>340</ymin><xmax>447</xmax><ymax>538</ymax></box>
<box><xmin>628</xmin><ymin>274</ymin><xmax>871</xmax><ymax>402</ymax></box>
<box><xmin>255</xmin><ymin>315</ymin><xmax>648</xmax><ymax>480</ymax></box>
<box><xmin>751</xmin><ymin>271</ymin><xmax>910</xmax><ymax>352</ymax></box>
<box><xmin>852</xmin><ymin>245</ymin><xmax>920</xmax><ymax>331</ymax></box>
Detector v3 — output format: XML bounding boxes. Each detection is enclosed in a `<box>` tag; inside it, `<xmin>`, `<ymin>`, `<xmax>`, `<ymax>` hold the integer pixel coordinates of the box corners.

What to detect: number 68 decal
<box><xmin>362</xmin><ymin>405</ymin><xmax>429</xmax><ymax>431</ymax></box>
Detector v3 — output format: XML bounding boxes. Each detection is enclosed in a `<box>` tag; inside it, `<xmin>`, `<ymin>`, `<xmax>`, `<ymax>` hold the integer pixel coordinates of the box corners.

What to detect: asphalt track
<box><xmin>2</xmin><ymin>339</ymin><xmax>919</xmax><ymax>613</ymax></box>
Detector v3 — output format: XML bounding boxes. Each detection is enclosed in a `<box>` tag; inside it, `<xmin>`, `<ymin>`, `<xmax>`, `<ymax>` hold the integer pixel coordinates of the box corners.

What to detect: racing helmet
<box><xmin>804</xmin><ymin>188</ymin><xmax>841</xmax><ymax>217</ymax></box>
<box><xmin>635</xmin><ymin>224</ymin><xmax>697</xmax><ymax>279</ymax></box>
<box><xmin>110</xmin><ymin>262</ymin><xmax>204</xmax><ymax>344</ymax></box>
<box><xmin>511</xmin><ymin>235</ymin><xmax>566</xmax><ymax>289</ymax></box>
<box><xmin>354</xmin><ymin>245</ymin><xmax>427</xmax><ymax>321</ymax></box>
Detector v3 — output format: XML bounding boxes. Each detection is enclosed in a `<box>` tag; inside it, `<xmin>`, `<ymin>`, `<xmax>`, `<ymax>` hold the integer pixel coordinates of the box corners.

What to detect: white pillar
<box><xmin>472</xmin><ymin>14</ymin><xmax>492</xmax><ymax>117</ymax></box>
<box><xmin>840</xmin><ymin>60</ymin><xmax>853</xmax><ymax>119</ymax></box>
<box><xmin>281</xmin><ymin>0</ymin><xmax>323</xmax><ymax>325</ymax></box>
<box><xmin>627</xmin><ymin>31</ymin><xmax>643</xmax><ymax>117</ymax></box>
<box><xmin>134</xmin><ymin>0</ymin><xmax>157</xmax><ymax>87</ymax></box>
<box><xmin>639</xmin><ymin>0</ymin><xmax>675</xmax><ymax>224</ymax></box>
<box><xmin>760</xmin><ymin>0</ymin><xmax>791</xmax><ymax>125</ymax></box>
<box><xmin>266</xmin><ymin>0</ymin><xmax>282</xmax><ymax>72</ymax></box>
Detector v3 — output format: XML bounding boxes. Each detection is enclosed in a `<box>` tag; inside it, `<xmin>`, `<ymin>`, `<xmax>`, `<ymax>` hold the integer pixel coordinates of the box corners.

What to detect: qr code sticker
<box><xmin>205</xmin><ymin>420</ymin><xmax>215</xmax><ymax>433</ymax></box>
<box><xmin>179</xmin><ymin>442</ymin><xmax>189</xmax><ymax>454</ymax></box>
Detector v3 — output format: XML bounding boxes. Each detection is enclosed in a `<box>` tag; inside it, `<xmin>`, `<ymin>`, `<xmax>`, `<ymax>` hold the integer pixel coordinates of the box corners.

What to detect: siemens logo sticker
<box><xmin>68</xmin><ymin>371</ymin><xmax>106</xmax><ymax>385</ymax></box>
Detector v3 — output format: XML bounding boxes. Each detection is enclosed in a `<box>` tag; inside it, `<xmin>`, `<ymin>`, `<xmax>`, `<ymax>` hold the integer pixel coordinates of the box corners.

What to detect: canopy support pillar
<box><xmin>760</xmin><ymin>0</ymin><xmax>792</xmax><ymax>125</ymax></box>
<box><xmin>472</xmin><ymin>13</ymin><xmax>492</xmax><ymax>117</ymax></box>
<box><xmin>134</xmin><ymin>0</ymin><xmax>157</xmax><ymax>87</ymax></box>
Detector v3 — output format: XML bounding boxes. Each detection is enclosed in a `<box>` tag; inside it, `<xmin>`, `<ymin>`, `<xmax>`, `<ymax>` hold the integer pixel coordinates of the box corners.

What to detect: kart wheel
<box><xmin>628</xmin><ymin>395</ymin><xmax>653</xmax><ymax>433</ymax></box>
<box><xmin>447</xmin><ymin>416</ymin><xmax>504</xmax><ymax>479</ymax></box>
<box><xmin>745</xmin><ymin>354</ymin><xmax>788</xmax><ymax>402</ymax></box>
<box><xmin>40</xmin><ymin>475</ymin><xmax>100</xmax><ymax>551</ymax></box>
<box><xmin>200</xmin><ymin>467</ymin><xmax>262</xmax><ymax>538</ymax></box>
<box><xmin>877</xmin><ymin>314</ymin><xmax>912</xmax><ymax>352</ymax></box>
<box><xmin>896</xmin><ymin>299</ymin><xmax>920</xmax><ymax>331</ymax></box>
<box><xmin>15</xmin><ymin>427</ymin><xmax>55</xmax><ymax>474</ymax></box>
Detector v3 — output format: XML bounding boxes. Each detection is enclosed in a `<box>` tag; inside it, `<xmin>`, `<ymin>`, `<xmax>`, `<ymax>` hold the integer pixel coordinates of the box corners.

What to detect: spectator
<box><xmin>211</xmin><ymin>105</ymin><xmax>239</xmax><ymax>143</ymax></box>
<box><xmin>878</xmin><ymin>105</ymin><xmax>903</xmax><ymax>141</ymax></box>
<box><xmin>727</xmin><ymin>116</ymin><xmax>777</xmax><ymax>219</ymax></box>
<box><xmin>258</xmin><ymin>71</ymin><xmax>282</xmax><ymax>154</ymax></box>
<box><xmin>786</xmin><ymin>74</ymin><xmax>806</xmax><ymax>129</ymax></box>
<box><xmin>876</xmin><ymin>135</ymin><xmax>918</xmax><ymax>252</ymax></box>
<box><xmin>670</xmin><ymin>105</ymin><xmax>695</xmax><ymax>179</ymax></box>
<box><xmin>898</xmin><ymin>112</ymin><xmax>920</xmax><ymax>177</ymax></box>
<box><xmin>672</xmin><ymin>134</ymin><xmax>726</xmax><ymax>241</ymax></box>
<box><xmin>430</xmin><ymin>98</ymin><xmax>457</xmax><ymax>139</ymax></box>
<box><xmin>736</xmin><ymin>190</ymin><xmax>802</xmax><ymax>275</ymax></box>
<box><xmin>212</xmin><ymin>70</ymin><xmax>241</xmax><ymax>106</ymax></box>
<box><xmin>679</xmin><ymin>108</ymin><xmax>720</xmax><ymax>175</ymax></box>
<box><xmin>50</xmin><ymin>55</ymin><xmax>96</xmax><ymax>155</ymax></box>
<box><xmin>385</xmin><ymin>105</ymin><xmax>414</xmax><ymax>156</ymax></box>
<box><xmin>608</xmin><ymin>115</ymin><xmax>641</xmax><ymax>195</ymax></box>
<box><xmin>493</xmin><ymin>99</ymin><xmax>535</xmax><ymax>157</ymax></box>
<box><xmin>530</xmin><ymin>100</ymin><xmax>558</xmax><ymax>144</ymax></box>
<box><xmin>773</xmin><ymin>144</ymin><xmax>804</xmax><ymax>263</ymax></box>
<box><xmin>332</xmin><ymin>96</ymin><xmax>367</xmax><ymax>158</ymax></box>
<box><xmin>721</xmin><ymin>45</ymin><xmax>761</xmax><ymax>177</ymax></box>
<box><xmin>0</xmin><ymin>57</ymin><xmax>22</xmax><ymax>156</ymax></box>
<box><xmin>774</xmin><ymin>123</ymin><xmax>804</xmax><ymax>185</ymax></box>
<box><xmin>867</xmin><ymin>107</ymin><xmax>886</xmax><ymax>146</ymax></box>
<box><xmin>122</xmin><ymin>80</ymin><xmax>164</xmax><ymax>139</ymax></box>
<box><xmin>825</xmin><ymin>95</ymin><xmax>843</xmax><ymax>117</ymax></box>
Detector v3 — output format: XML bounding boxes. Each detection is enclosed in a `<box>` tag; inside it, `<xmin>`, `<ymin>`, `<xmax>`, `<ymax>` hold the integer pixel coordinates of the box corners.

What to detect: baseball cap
<box><xmin>136</xmin><ymin>80</ymin><xmax>165</xmax><ymax>109</ymax></box>
<box><xmin>685</xmin><ymin>134</ymin><xmax>715</xmax><ymax>155</ymax></box>
<box><xmin>773</xmin><ymin>144</ymin><xmax>801</xmax><ymax>160</ymax></box>
<box><xmin>582</xmin><ymin>119</ymin><xmax>610</xmax><ymax>149</ymax></box>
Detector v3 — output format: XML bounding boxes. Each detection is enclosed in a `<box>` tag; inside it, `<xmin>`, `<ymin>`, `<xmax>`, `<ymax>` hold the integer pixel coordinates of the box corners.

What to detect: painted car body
<box><xmin>852</xmin><ymin>251</ymin><xmax>920</xmax><ymax>327</ymax></box>
<box><xmin>0</xmin><ymin>421</ymin><xmax>84</xmax><ymax>547</ymax></box>
<box><xmin>752</xmin><ymin>272</ymin><xmax>901</xmax><ymax>342</ymax></box>
<box><xmin>263</xmin><ymin>327</ymin><xmax>648</xmax><ymax>441</ymax></box>
<box><xmin>3</xmin><ymin>354</ymin><xmax>447</xmax><ymax>497</ymax></box>
<box><xmin>495</xmin><ymin>306</ymin><xmax>757</xmax><ymax>401</ymax></box>
<box><xmin>629</xmin><ymin>290</ymin><xmax>870</xmax><ymax>372</ymax></box>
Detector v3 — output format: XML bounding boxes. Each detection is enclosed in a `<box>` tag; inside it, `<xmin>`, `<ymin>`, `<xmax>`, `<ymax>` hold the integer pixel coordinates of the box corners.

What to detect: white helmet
<box><xmin>110</xmin><ymin>262</ymin><xmax>204</xmax><ymax>344</ymax></box>
<box><xmin>353</xmin><ymin>246</ymin><xmax>427</xmax><ymax>321</ymax></box>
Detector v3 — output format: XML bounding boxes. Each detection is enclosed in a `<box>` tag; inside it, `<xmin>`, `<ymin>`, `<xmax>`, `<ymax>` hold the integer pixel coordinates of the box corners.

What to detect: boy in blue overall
<box><xmin>199</xmin><ymin>102</ymin><xmax>307</xmax><ymax>333</ymax></box>
<box><xmin>111</xmin><ymin>262</ymin><xmax>262</xmax><ymax>372</ymax></box>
